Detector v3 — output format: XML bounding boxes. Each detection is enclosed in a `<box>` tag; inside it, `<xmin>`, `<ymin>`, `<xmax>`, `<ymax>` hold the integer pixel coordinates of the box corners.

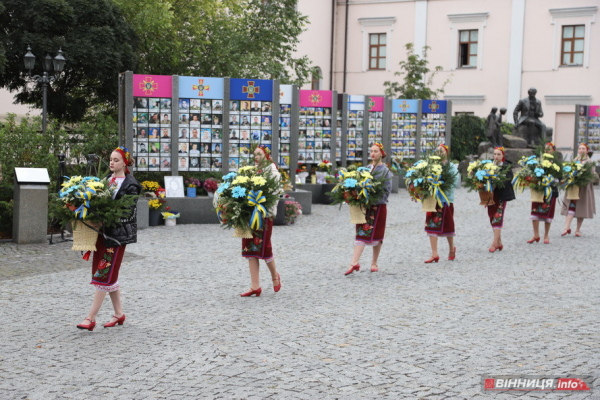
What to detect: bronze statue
<box><xmin>486</xmin><ymin>107</ymin><xmax>506</xmax><ymax>148</ymax></box>
<box><xmin>513</xmin><ymin>88</ymin><xmax>546</xmax><ymax>147</ymax></box>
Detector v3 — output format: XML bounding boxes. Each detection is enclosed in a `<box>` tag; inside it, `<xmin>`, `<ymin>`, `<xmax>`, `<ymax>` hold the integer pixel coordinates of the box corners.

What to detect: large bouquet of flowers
<box><xmin>214</xmin><ymin>165</ymin><xmax>282</xmax><ymax>238</ymax></box>
<box><xmin>327</xmin><ymin>167</ymin><xmax>387</xmax><ymax>223</ymax></box>
<box><xmin>561</xmin><ymin>160</ymin><xmax>596</xmax><ymax>200</ymax></box>
<box><xmin>404</xmin><ymin>155</ymin><xmax>457</xmax><ymax>211</ymax></box>
<box><xmin>49</xmin><ymin>176</ymin><xmax>138</xmax><ymax>251</ymax></box>
<box><xmin>464</xmin><ymin>159</ymin><xmax>508</xmax><ymax>205</ymax></box>
<box><xmin>512</xmin><ymin>154</ymin><xmax>562</xmax><ymax>202</ymax></box>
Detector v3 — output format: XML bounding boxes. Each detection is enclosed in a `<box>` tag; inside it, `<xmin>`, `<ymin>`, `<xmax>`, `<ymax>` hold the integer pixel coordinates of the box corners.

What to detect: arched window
<box><xmin>311</xmin><ymin>67</ymin><xmax>322</xmax><ymax>90</ymax></box>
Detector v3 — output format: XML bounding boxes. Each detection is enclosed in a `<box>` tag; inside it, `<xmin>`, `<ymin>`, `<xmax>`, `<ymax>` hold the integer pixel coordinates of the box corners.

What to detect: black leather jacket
<box><xmin>104</xmin><ymin>174</ymin><xmax>142</xmax><ymax>247</ymax></box>
<box><xmin>494</xmin><ymin>160</ymin><xmax>516</xmax><ymax>202</ymax></box>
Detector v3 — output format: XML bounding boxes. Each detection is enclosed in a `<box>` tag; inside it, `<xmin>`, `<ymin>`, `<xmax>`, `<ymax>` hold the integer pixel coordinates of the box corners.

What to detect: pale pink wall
<box><xmin>295</xmin><ymin>0</ymin><xmax>335</xmax><ymax>90</ymax></box>
<box><xmin>0</xmin><ymin>88</ymin><xmax>39</xmax><ymax>119</ymax></box>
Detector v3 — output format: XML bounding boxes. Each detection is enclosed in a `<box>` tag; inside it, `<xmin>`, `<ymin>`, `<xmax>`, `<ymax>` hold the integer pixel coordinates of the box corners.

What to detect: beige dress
<box><xmin>560</xmin><ymin>158</ymin><xmax>596</xmax><ymax>219</ymax></box>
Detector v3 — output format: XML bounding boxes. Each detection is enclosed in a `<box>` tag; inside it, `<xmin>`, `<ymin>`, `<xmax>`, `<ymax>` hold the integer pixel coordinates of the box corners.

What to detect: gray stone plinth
<box><xmin>285</xmin><ymin>189</ymin><xmax>311</xmax><ymax>215</ymax></box>
<box><xmin>391</xmin><ymin>175</ymin><xmax>399</xmax><ymax>193</ymax></box>
<box><xmin>321</xmin><ymin>184</ymin><xmax>337</xmax><ymax>204</ymax></box>
<box><xmin>504</xmin><ymin>148</ymin><xmax>534</xmax><ymax>164</ymax></box>
<box><xmin>13</xmin><ymin>184</ymin><xmax>48</xmax><ymax>244</ymax></box>
<box><xmin>163</xmin><ymin>197</ymin><xmax>220</xmax><ymax>224</ymax></box>
<box><xmin>137</xmin><ymin>198</ymin><xmax>149</xmax><ymax>230</ymax></box>
<box><xmin>503</xmin><ymin>134</ymin><xmax>527</xmax><ymax>148</ymax></box>
<box><xmin>273</xmin><ymin>198</ymin><xmax>291</xmax><ymax>226</ymax></box>
<box><xmin>298</xmin><ymin>183</ymin><xmax>322</xmax><ymax>203</ymax></box>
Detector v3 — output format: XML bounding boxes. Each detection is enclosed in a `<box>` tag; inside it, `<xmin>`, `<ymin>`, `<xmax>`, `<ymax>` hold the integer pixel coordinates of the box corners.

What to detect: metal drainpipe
<box><xmin>329</xmin><ymin>0</ymin><xmax>335</xmax><ymax>90</ymax></box>
<box><xmin>343</xmin><ymin>0</ymin><xmax>349</xmax><ymax>93</ymax></box>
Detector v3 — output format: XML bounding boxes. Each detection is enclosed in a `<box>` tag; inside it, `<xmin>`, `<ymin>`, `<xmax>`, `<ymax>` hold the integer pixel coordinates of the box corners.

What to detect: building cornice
<box><xmin>357</xmin><ymin>17</ymin><xmax>397</xmax><ymax>27</ymax></box>
<box><xmin>444</xmin><ymin>95</ymin><xmax>486</xmax><ymax>105</ymax></box>
<box><xmin>544</xmin><ymin>95</ymin><xmax>592</xmax><ymax>105</ymax></box>
<box><xmin>447</xmin><ymin>12</ymin><xmax>490</xmax><ymax>24</ymax></box>
<box><xmin>549</xmin><ymin>6</ymin><xmax>597</xmax><ymax>19</ymax></box>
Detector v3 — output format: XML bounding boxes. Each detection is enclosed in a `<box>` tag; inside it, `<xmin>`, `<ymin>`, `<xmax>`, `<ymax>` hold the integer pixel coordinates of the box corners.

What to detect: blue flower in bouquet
<box><xmin>413</xmin><ymin>177</ymin><xmax>423</xmax><ymax>186</ymax></box>
<box><xmin>534</xmin><ymin>167</ymin><xmax>544</xmax><ymax>177</ymax></box>
<box><xmin>357</xmin><ymin>167</ymin><xmax>370</xmax><ymax>172</ymax></box>
<box><xmin>223</xmin><ymin>172</ymin><xmax>237</xmax><ymax>181</ymax></box>
<box><xmin>475</xmin><ymin>170</ymin><xmax>487</xmax><ymax>181</ymax></box>
<box><xmin>232</xmin><ymin>186</ymin><xmax>246</xmax><ymax>198</ymax></box>
<box><xmin>526</xmin><ymin>156</ymin><xmax>538</xmax><ymax>165</ymax></box>
<box><xmin>405</xmin><ymin>169</ymin><xmax>414</xmax><ymax>178</ymax></box>
<box><xmin>343</xmin><ymin>178</ymin><xmax>358</xmax><ymax>188</ymax></box>
<box><xmin>563</xmin><ymin>165</ymin><xmax>572</xmax><ymax>173</ymax></box>
<box><xmin>217</xmin><ymin>182</ymin><xmax>230</xmax><ymax>194</ymax></box>
<box><xmin>481</xmin><ymin>160</ymin><xmax>492</xmax><ymax>164</ymax></box>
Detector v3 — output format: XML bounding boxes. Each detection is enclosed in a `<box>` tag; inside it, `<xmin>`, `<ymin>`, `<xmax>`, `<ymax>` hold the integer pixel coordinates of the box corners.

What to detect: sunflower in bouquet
<box><xmin>214</xmin><ymin>165</ymin><xmax>281</xmax><ymax>235</ymax></box>
<box><xmin>464</xmin><ymin>159</ymin><xmax>507</xmax><ymax>192</ymax></box>
<box><xmin>404</xmin><ymin>155</ymin><xmax>456</xmax><ymax>207</ymax></box>
<box><xmin>50</xmin><ymin>176</ymin><xmax>138</xmax><ymax>228</ymax></box>
<box><xmin>327</xmin><ymin>167</ymin><xmax>386</xmax><ymax>207</ymax></box>
<box><xmin>512</xmin><ymin>153</ymin><xmax>562</xmax><ymax>201</ymax></box>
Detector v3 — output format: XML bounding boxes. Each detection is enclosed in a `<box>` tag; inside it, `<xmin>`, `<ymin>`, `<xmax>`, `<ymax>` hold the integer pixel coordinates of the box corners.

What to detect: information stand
<box><xmin>574</xmin><ymin>104</ymin><xmax>600</xmax><ymax>155</ymax></box>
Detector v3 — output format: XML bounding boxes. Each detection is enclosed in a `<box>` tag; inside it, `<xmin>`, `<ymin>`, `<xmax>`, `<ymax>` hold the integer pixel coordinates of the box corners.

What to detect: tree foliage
<box><xmin>112</xmin><ymin>0</ymin><xmax>314</xmax><ymax>85</ymax></box>
<box><xmin>0</xmin><ymin>0</ymin><xmax>138</xmax><ymax>122</ymax></box>
<box><xmin>384</xmin><ymin>43</ymin><xmax>450</xmax><ymax>100</ymax></box>
<box><xmin>450</xmin><ymin>114</ymin><xmax>485</xmax><ymax>161</ymax></box>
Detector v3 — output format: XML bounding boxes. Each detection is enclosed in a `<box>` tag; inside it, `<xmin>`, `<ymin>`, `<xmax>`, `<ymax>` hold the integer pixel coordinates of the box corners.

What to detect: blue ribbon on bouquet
<box><xmin>247</xmin><ymin>190</ymin><xmax>267</xmax><ymax>230</ymax></box>
<box><xmin>73</xmin><ymin>188</ymin><xmax>96</xmax><ymax>219</ymax></box>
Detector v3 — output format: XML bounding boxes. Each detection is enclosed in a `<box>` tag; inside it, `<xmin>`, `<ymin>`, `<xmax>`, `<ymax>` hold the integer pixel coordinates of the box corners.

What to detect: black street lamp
<box><xmin>23</xmin><ymin>45</ymin><xmax>66</xmax><ymax>133</ymax></box>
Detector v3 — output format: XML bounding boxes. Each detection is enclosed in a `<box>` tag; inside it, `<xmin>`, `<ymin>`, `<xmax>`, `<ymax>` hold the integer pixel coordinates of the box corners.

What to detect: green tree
<box><xmin>384</xmin><ymin>43</ymin><xmax>450</xmax><ymax>99</ymax></box>
<box><xmin>450</xmin><ymin>114</ymin><xmax>485</xmax><ymax>161</ymax></box>
<box><xmin>0</xmin><ymin>0</ymin><xmax>137</xmax><ymax>122</ymax></box>
<box><xmin>112</xmin><ymin>0</ymin><xmax>313</xmax><ymax>85</ymax></box>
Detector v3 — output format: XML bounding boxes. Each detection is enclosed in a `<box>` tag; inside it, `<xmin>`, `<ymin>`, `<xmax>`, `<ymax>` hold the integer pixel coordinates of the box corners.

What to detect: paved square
<box><xmin>1</xmin><ymin>188</ymin><xmax>598</xmax><ymax>399</ymax></box>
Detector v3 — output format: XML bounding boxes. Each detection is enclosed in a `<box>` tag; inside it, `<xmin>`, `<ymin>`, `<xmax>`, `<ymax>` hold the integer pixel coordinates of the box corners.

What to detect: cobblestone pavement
<box><xmin>1</xmin><ymin>188</ymin><xmax>599</xmax><ymax>399</ymax></box>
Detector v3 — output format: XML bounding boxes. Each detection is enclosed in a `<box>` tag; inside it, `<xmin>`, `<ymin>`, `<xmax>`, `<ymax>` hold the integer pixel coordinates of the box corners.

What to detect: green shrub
<box><xmin>450</xmin><ymin>115</ymin><xmax>486</xmax><ymax>161</ymax></box>
<box><xmin>0</xmin><ymin>200</ymin><xmax>13</xmax><ymax>238</ymax></box>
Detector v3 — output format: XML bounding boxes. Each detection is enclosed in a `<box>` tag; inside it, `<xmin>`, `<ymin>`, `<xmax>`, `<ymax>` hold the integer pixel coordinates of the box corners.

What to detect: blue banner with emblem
<box><xmin>179</xmin><ymin>76</ymin><xmax>224</xmax><ymax>99</ymax></box>
<box><xmin>421</xmin><ymin>100</ymin><xmax>447</xmax><ymax>114</ymax></box>
<box><xmin>230</xmin><ymin>78</ymin><xmax>273</xmax><ymax>101</ymax></box>
<box><xmin>392</xmin><ymin>99</ymin><xmax>419</xmax><ymax>113</ymax></box>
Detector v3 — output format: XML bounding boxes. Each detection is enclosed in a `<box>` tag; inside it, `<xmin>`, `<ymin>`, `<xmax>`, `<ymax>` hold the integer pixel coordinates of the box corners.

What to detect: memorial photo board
<box><xmin>420</xmin><ymin>100</ymin><xmax>448</xmax><ymax>155</ymax></box>
<box><xmin>178</xmin><ymin>76</ymin><xmax>225</xmax><ymax>172</ymax></box>
<box><xmin>299</xmin><ymin>90</ymin><xmax>334</xmax><ymax>165</ymax></box>
<box><xmin>230</xmin><ymin>79</ymin><xmax>274</xmax><ymax>169</ymax></box>
<box><xmin>576</xmin><ymin>105</ymin><xmax>600</xmax><ymax>152</ymax></box>
<box><xmin>347</xmin><ymin>95</ymin><xmax>365</xmax><ymax>163</ymax></box>
<box><xmin>367</xmin><ymin>96</ymin><xmax>384</xmax><ymax>148</ymax></box>
<box><xmin>279</xmin><ymin>85</ymin><xmax>293</xmax><ymax>169</ymax></box>
<box><xmin>132</xmin><ymin>75</ymin><xmax>173</xmax><ymax>172</ymax></box>
<box><xmin>391</xmin><ymin>99</ymin><xmax>419</xmax><ymax>158</ymax></box>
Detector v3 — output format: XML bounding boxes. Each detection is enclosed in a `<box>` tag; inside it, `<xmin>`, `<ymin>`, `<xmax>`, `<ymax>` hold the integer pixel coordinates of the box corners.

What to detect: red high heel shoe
<box><xmin>273</xmin><ymin>273</ymin><xmax>281</xmax><ymax>293</ymax></box>
<box><xmin>448</xmin><ymin>246</ymin><xmax>456</xmax><ymax>260</ymax></box>
<box><xmin>424</xmin><ymin>256</ymin><xmax>440</xmax><ymax>264</ymax></box>
<box><xmin>543</xmin><ymin>238</ymin><xmax>550</xmax><ymax>244</ymax></box>
<box><xmin>240</xmin><ymin>287</ymin><xmax>262</xmax><ymax>297</ymax></box>
<box><xmin>497</xmin><ymin>244</ymin><xmax>504</xmax><ymax>251</ymax></box>
<box><xmin>489</xmin><ymin>244</ymin><xmax>497</xmax><ymax>253</ymax></box>
<box><xmin>370</xmin><ymin>264</ymin><xmax>379</xmax><ymax>272</ymax></box>
<box><xmin>526</xmin><ymin>237</ymin><xmax>540</xmax><ymax>244</ymax></box>
<box><xmin>103</xmin><ymin>314</ymin><xmax>126</xmax><ymax>328</ymax></box>
<box><xmin>77</xmin><ymin>318</ymin><xmax>96</xmax><ymax>331</ymax></box>
<box><xmin>345</xmin><ymin>264</ymin><xmax>360</xmax><ymax>275</ymax></box>
<box><xmin>561</xmin><ymin>229</ymin><xmax>571</xmax><ymax>236</ymax></box>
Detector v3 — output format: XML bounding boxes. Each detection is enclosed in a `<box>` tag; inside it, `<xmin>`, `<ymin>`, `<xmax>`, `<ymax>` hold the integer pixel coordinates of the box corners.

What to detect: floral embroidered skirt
<box><xmin>242</xmin><ymin>218</ymin><xmax>274</xmax><ymax>262</ymax></box>
<box><xmin>530</xmin><ymin>195</ymin><xmax>557</xmax><ymax>222</ymax></box>
<box><xmin>425</xmin><ymin>203</ymin><xmax>455</xmax><ymax>237</ymax></box>
<box><xmin>487</xmin><ymin>192</ymin><xmax>507</xmax><ymax>229</ymax></box>
<box><xmin>355</xmin><ymin>204</ymin><xmax>387</xmax><ymax>246</ymax></box>
<box><xmin>90</xmin><ymin>235</ymin><xmax>126</xmax><ymax>292</ymax></box>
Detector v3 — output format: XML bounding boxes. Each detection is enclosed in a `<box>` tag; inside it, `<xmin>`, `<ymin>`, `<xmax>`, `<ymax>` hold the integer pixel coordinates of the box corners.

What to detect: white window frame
<box><xmin>358</xmin><ymin>17</ymin><xmax>396</xmax><ymax>72</ymax></box>
<box><xmin>550</xmin><ymin>7</ymin><xmax>597</xmax><ymax>70</ymax></box>
<box><xmin>447</xmin><ymin>12</ymin><xmax>489</xmax><ymax>71</ymax></box>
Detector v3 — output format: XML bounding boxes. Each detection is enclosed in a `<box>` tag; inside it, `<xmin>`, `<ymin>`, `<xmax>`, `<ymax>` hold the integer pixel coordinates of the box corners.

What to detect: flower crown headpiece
<box><xmin>374</xmin><ymin>142</ymin><xmax>386</xmax><ymax>158</ymax></box>
<box><xmin>438</xmin><ymin>143</ymin><xmax>449</xmax><ymax>155</ymax></box>
<box><xmin>546</xmin><ymin>142</ymin><xmax>556</xmax><ymax>151</ymax></box>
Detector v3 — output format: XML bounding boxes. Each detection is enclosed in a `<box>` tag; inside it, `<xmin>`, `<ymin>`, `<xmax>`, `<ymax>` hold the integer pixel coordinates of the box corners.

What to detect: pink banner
<box><xmin>368</xmin><ymin>96</ymin><xmax>384</xmax><ymax>112</ymax></box>
<box><xmin>133</xmin><ymin>74</ymin><xmax>173</xmax><ymax>98</ymax></box>
<box><xmin>589</xmin><ymin>105</ymin><xmax>600</xmax><ymax>117</ymax></box>
<box><xmin>299</xmin><ymin>90</ymin><xmax>333</xmax><ymax>107</ymax></box>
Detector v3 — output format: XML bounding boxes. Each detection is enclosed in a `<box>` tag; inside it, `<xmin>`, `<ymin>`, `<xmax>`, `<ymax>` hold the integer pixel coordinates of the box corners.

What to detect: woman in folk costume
<box><xmin>528</xmin><ymin>142</ymin><xmax>560</xmax><ymax>244</ymax></box>
<box><xmin>77</xmin><ymin>147</ymin><xmax>142</xmax><ymax>331</ymax></box>
<box><xmin>487</xmin><ymin>147</ymin><xmax>515</xmax><ymax>252</ymax></box>
<box><xmin>561</xmin><ymin>143</ymin><xmax>597</xmax><ymax>237</ymax></box>
<box><xmin>345</xmin><ymin>143</ymin><xmax>393</xmax><ymax>275</ymax></box>
<box><xmin>240</xmin><ymin>145</ymin><xmax>283</xmax><ymax>297</ymax></box>
<box><xmin>424</xmin><ymin>144</ymin><xmax>459</xmax><ymax>263</ymax></box>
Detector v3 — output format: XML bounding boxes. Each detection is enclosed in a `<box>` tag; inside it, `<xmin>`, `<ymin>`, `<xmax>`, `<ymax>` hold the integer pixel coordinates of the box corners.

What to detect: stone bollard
<box><xmin>13</xmin><ymin>168</ymin><xmax>51</xmax><ymax>244</ymax></box>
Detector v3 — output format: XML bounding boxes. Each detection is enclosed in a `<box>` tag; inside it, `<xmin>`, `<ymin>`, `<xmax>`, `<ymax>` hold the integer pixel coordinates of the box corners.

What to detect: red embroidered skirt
<box><xmin>487</xmin><ymin>192</ymin><xmax>507</xmax><ymax>229</ymax></box>
<box><xmin>355</xmin><ymin>204</ymin><xmax>387</xmax><ymax>245</ymax></box>
<box><xmin>530</xmin><ymin>195</ymin><xmax>557</xmax><ymax>222</ymax></box>
<box><xmin>242</xmin><ymin>218</ymin><xmax>273</xmax><ymax>261</ymax></box>
<box><xmin>90</xmin><ymin>235</ymin><xmax>126</xmax><ymax>292</ymax></box>
<box><xmin>425</xmin><ymin>203</ymin><xmax>455</xmax><ymax>237</ymax></box>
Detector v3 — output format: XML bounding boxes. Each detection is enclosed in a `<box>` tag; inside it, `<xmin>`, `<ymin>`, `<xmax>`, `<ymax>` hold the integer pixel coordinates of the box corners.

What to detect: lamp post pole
<box><xmin>23</xmin><ymin>46</ymin><xmax>66</xmax><ymax>133</ymax></box>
